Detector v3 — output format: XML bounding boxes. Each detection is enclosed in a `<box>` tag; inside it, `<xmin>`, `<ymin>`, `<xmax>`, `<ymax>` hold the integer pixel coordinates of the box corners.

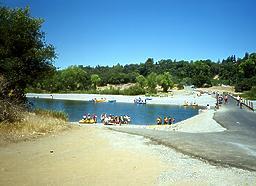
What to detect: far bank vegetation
<box><xmin>28</xmin><ymin>54</ymin><xmax>256</xmax><ymax>99</ymax></box>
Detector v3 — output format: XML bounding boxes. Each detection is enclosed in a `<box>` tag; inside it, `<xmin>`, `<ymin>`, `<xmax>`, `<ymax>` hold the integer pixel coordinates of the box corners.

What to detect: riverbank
<box><xmin>26</xmin><ymin>91</ymin><xmax>216</xmax><ymax>107</ymax></box>
<box><xmin>27</xmin><ymin>92</ymin><xmax>225</xmax><ymax>133</ymax></box>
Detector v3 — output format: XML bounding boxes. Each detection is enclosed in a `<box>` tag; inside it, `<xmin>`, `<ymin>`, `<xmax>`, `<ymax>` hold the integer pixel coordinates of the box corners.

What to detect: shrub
<box><xmin>235</xmin><ymin>80</ymin><xmax>252</xmax><ymax>92</ymax></box>
<box><xmin>243</xmin><ymin>86</ymin><xmax>256</xmax><ymax>100</ymax></box>
<box><xmin>177</xmin><ymin>84</ymin><xmax>184</xmax><ymax>90</ymax></box>
<box><xmin>0</xmin><ymin>99</ymin><xmax>25</xmax><ymax>123</ymax></box>
<box><xmin>121</xmin><ymin>84</ymin><xmax>145</xmax><ymax>95</ymax></box>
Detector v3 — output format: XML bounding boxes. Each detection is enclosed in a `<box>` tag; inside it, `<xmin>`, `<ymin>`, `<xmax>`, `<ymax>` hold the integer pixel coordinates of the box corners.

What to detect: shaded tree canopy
<box><xmin>0</xmin><ymin>6</ymin><xmax>56</xmax><ymax>101</ymax></box>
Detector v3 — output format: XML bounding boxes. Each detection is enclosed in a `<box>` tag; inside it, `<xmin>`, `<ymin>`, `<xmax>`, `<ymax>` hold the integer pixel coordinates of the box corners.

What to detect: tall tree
<box><xmin>0</xmin><ymin>6</ymin><xmax>56</xmax><ymax>101</ymax></box>
<box><xmin>146</xmin><ymin>72</ymin><xmax>157</xmax><ymax>93</ymax></box>
<box><xmin>91</xmin><ymin>74</ymin><xmax>101</xmax><ymax>90</ymax></box>
<box><xmin>60</xmin><ymin>66</ymin><xmax>89</xmax><ymax>91</ymax></box>
<box><xmin>136</xmin><ymin>75</ymin><xmax>147</xmax><ymax>88</ymax></box>
<box><xmin>156</xmin><ymin>72</ymin><xmax>173</xmax><ymax>92</ymax></box>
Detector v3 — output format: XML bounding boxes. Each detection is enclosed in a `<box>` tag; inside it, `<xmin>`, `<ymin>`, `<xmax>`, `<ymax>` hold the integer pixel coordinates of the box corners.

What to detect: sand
<box><xmin>26</xmin><ymin>91</ymin><xmax>217</xmax><ymax>107</ymax></box>
<box><xmin>1</xmin><ymin>125</ymin><xmax>256</xmax><ymax>186</ymax></box>
<box><xmin>0</xmin><ymin>127</ymin><xmax>166</xmax><ymax>186</ymax></box>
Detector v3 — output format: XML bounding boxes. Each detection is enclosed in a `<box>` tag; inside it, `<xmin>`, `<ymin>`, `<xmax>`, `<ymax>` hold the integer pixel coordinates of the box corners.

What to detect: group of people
<box><xmin>156</xmin><ymin>116</ymin><xmax>175</xmax><ymax>125</ymax></box>
<box><xmin>134</xmin><ymin>97</ymin><xmax>146</xmax><ymax>104</ymax></box>
<box><xmin>82</xmin><ymin>113</ymin><xmax>97</xmax><ymax>123</ymax></box>
<box><xmin>215</xmin><ymin>93</ymin><xmax>229</xmax><ymax>109</ymax></box>
<box><xmin>100</xmin><ymin>113</ymin><xmax>131</xmax><ymax>125</ymax></box>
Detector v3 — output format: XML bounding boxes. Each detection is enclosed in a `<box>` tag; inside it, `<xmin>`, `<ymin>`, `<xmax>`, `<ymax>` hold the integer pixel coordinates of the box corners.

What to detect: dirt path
<box><xmin>0</xmin><ymin>127</ymin><xmax>166</xmax><ymax>186</ymax></box>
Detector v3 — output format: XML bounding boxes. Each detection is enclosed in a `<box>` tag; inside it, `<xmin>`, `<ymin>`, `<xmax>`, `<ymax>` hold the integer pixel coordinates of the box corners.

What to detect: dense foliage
<box><xmin>0</xmin><ymin>7</ymin><xmax>55</xmax><ymax>102</ymax></box>
<box><xmin>29</xmin><ymin>53</ymin><xmax>256</xmax><ymax>94</ymax></box>
<box><xmin>0</xmin><ymin>6</ymin><xmax>56</xmax><ymax>123</ymax></box>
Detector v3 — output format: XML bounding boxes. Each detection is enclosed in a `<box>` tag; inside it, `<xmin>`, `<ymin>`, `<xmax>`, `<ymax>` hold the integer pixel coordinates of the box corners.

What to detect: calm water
<box><xmin>28</xmin><ymin>98</ymin><xmax>199</xmax><ymax>125</ymax></box>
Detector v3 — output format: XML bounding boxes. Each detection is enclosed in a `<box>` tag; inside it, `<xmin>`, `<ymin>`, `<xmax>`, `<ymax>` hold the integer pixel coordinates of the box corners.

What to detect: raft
<box><xmin>79</xmin><ymin>119</ymin><xmax>96</xmax><ymax>124</ymax></box>
<box><xmin>95</xmin><ymin>98</ymin><xmax>106</xmax><ymax>103</ymax></box>
<box><xmin>108</xmin><ymin>100</ymin><xmax>116</xmax><ymax>103</ymax></box>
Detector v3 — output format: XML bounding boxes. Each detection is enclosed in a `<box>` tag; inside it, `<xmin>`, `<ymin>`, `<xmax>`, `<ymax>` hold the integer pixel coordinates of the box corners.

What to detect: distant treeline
<box><xmin>30</xmin><ymin>52</ymin><xmax>256</xmax><ymax>94</ymax></box>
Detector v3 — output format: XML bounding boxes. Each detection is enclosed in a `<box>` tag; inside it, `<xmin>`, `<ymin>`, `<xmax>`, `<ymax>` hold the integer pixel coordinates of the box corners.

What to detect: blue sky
<box><xmin>2</xmin><ymin>0</ymin><xmax>256</xmax><ymax>68</ymax></box>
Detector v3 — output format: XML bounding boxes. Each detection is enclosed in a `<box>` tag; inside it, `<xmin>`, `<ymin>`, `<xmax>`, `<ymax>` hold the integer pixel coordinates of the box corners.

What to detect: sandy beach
<box><xmin>1</xmin><ymin>93</ymin><xmax>255</xmax><ymax>185</ymax></box>
<box><xmin>26</xmin><ymin>90</ymin><xmax>217</xmax><ymax>107</ymax></box>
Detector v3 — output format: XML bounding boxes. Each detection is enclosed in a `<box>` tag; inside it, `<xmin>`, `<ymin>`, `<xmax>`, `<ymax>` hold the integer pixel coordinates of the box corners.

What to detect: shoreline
<box><xmin>27</xmin><ymin>93</ymin><xmax>226</xmax><ymax>133</ymax></box>
<box><xmin>74</xmin><ymin>109</ymin><xmax>226</xmax><ymax>134</ymax></box>
<box><xmin>26</xmin><ymin>92</ymin><xmax>217</xmax><ymax>107</ymax></box>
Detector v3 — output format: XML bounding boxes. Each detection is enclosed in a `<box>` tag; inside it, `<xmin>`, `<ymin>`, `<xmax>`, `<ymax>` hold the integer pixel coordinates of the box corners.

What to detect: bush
<box><xmin>177</xmin><ymin>84</ymin><xmax>184</xmax><ymax>90</ymax></box>
<box><xmin>211</xmin><ymin>79</ymin><xmax>221</xmax><ymax>86</ymax></box>
<box><xmin>235</xmin><ymin>80</ymin><xmax>252</xmax><ymax>92</ymax></box>
<box><xmin>0</xmin><ymin>99</ymin><xmax>24</xmax><ymax>123</ymax></box>
<box><xmin>121</xmin><ymin>84</ymin><xmax>145</xmax><ymax>95</ymax></box>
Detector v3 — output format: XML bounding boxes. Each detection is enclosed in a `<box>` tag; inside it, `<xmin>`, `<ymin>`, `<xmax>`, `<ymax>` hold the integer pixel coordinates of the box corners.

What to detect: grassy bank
<box><xmin>0</xmin><ymin>109</ymin><xmax>71</xmax><ymax>146</ymax></box>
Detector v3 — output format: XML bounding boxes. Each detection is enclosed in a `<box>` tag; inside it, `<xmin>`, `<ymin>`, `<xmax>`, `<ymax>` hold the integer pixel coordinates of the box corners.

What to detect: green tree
<box><xmin>91</xmin><ymin>74</ymin><xmax>101</xmax><ymax>90</ymax></box>
<box><xmin>156</xmin><ymin>72</ymin><xmax>174</xmax><ymax>92</ymax></box>
<box><xmin>191</xmin><ymin>61</ymin><xmax>212</xmax><ymax>87</ymax></box>
<box><xmin>141</xmin><ymin>58</ymin><xmax>155</xmax><ymax>76</ymax></box>
<box><xmin>136</xmin><ymin>75</ymin><xmax>147</xmax><ymax>88</ymax></box>
<box><xmin>146</xmin><ymin>72</ymin><xmax>157</xmax><ymax>93</ymax></box>
<box><xmin>238</xmin><ymin>53</ymin><xmax>256</xmax><ymax>79</ymax></box>
<box><xmin>60</xmin><ymin>66</ymin><xmax>89</xmax><ymax>91</ymax></box>
<box><xmin>0</xmin><ymin>6</ymin><xmax>55</xmax><ymax>101</ymax></box>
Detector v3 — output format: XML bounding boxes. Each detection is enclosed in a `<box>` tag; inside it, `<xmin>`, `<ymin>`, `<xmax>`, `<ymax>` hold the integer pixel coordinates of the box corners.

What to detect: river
<box><xmin>28</xmin><ymin>98</ymin><xmax>199</xmax><ymax>125</ymax></box>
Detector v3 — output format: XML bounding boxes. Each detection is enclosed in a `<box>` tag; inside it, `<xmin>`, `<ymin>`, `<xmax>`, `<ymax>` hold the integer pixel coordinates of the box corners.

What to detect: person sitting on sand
<box><xmin>156</xmin><ymin>117</ymin><xmax>162</xmax><ymax>125</ymax></box>
<box><xmin>164</xmin><ymin>117</ymin><xmax>168</xmax><ymax>124</ymax></box>
<box><xmin>124</xmin><ymin>115</ymin><xmax>131</xmax><ymax>124</ymax></box>
<box><xmin>93</xmin><ymin>114</ymin><xmax>97</xmax><ymax>123</ymax></box>
<box><xmin>169</xmin><ymin>117</ymin><xmax>172</xmax><ymax>124</ymax></box>
<box><xmin>104</xmin><ymin>116</ymin><xmax>109</xmax><ymax>125</ymax></box>
<box><xmin>100</xmin><ymin>113</ymin><xmax>105</xmax><ymax>122</ymax></box>
<box><xmin>87</xmin><ymin>114</ymin><xmax>91</xmax><ymax>120</ymax></box>
<box><xmin>170</xmin><ymin>117</ymin><xmax>175</xmax><ymax>124</ymax></box>
<box><xmin>206</xmin><ymin>104</ymin><xmax>210</xmax><ymax>110</ymax></box>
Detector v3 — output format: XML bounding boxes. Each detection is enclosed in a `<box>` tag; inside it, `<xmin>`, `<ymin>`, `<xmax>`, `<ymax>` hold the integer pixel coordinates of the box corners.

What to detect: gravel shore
<box><xmin>101</xmin><ymin>128</ymin><xmax>256</xmax><ymax>185</ymax></box>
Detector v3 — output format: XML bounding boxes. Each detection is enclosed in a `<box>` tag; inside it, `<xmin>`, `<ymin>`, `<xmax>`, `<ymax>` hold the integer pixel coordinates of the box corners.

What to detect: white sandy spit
<box><xmin>26</xmin><ymin>92</ymin><xmax>216</xmax><ymax>107</ymax></box>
